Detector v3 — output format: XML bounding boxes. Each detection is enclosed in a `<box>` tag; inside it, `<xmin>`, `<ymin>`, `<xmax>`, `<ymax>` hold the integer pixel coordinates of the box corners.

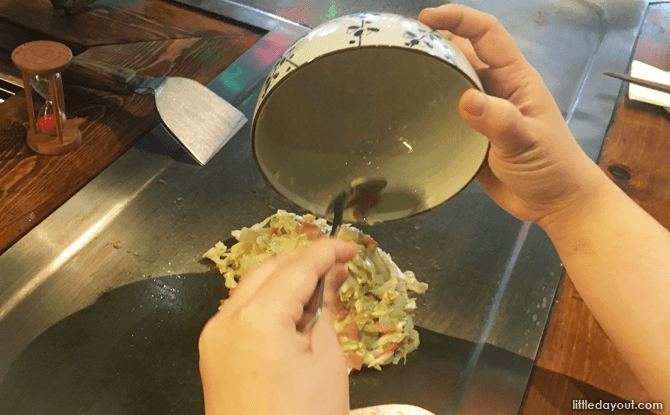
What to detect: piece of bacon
<box><xmin>331</xmin><ymin>295</ymin><xmax>353</xmax><ymax>322</ymax></box>
<box><xmin>295</xmin><ymin>222</ymin><xmax>324</xmax><ymax>240</ymax></box>
<box><xmin>344</xmin><ymin>351</ymin><xmax>364</xmax><ymax>371</ymax></box>
<box><xmin>295</xmin><ymin>222</ymin><xmax>317</xmax><ymax>234</ymax></box>
<box><xmin>376</xmin><ymin>320</ymin><xmax>396</xmax><ymax>334</ymax></box>
<box><xmin>337</xmin><ymin>307</ymin><xmax>356</xmax><ymax>323</ymax></box>
<box><xmin>333</xmin><ymin>295</ymin><xmax>347</xmax><ymax>314</ymax></box>
<box><xmin>376</xmin><ymin>342</ymin><xmax>401</xmax><ymax>359</ymax></box>
<box><xmin>337</xmin><ymin>321</ymin><xmax>361</xmax><ymax>342</ymax></box>
<box><xmin>361</xmin><ymin>236</ymin><xmax>378</xmax><ymax>250</ymax></box>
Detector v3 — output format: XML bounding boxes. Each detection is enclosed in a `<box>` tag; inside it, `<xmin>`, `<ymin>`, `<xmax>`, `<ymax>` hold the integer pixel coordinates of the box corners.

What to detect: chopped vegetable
<box><xmin>203</xmin><ymin>210</ymin><xmax>428</xmax><ymax>371</ymax></box>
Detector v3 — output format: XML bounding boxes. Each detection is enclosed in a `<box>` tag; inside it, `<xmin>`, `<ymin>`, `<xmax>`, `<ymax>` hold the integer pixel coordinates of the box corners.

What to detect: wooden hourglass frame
<box><xmin>11</xmin><ymin>41</ymin><xmax>82</xmax><ymax>155</ymax></box>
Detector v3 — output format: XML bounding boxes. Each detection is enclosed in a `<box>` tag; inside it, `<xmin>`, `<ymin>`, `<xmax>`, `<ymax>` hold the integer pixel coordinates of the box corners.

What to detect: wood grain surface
<box><xmin>0</xmin><ymin>0</ymin><xmax>261</xmax><ymax>254</ymax></box>
<box><xmin>0</xmin><ymin>0</ymin><xmax>253</xmax><ymax>50</ymax></box>
<box><xmin>522</xmin><ymin>3</ymin><xmax>670</xmax><ymax>414</ymax></box>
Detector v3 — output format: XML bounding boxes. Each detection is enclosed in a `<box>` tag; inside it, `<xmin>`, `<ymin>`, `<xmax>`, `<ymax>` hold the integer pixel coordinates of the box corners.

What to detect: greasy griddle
<box><xmin>0</xmin><ymin>272</ymin><xmax>528</xmax><ymax>415</ymax></box>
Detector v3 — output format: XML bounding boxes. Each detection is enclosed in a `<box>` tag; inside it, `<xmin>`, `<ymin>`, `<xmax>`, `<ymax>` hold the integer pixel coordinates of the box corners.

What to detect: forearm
<box><xmin>540</xmin><ymin>169</ymin><xmax>670</xmax><ymax>402</ymax></box>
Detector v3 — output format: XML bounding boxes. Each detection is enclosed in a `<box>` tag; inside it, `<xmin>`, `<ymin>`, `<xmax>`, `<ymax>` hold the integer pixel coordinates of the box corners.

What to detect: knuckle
<box><xmin>198</xmin><ymin>316</ymin><xmax>220</xmax><ymax>350</ymax></box>
<box><xmin>198</xmin><ymin>306</ymin><xmax>264</xmax><ymax>352</ymax></box>
<box><xmin>493</xmin><ymin>100</ymin><xmax>522</xmax><ymax>137</ymax></box>
<box><xmin>484</xmin><ymin>13</ymin><xmax>500</xmax><ymax>27</ymax></box>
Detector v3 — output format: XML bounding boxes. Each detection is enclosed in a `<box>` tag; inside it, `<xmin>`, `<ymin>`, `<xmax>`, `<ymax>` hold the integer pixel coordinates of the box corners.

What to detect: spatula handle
<box><xmin>63</xmin><ymin>55</ymin><xmax>138</xmax><ymax>95</ymax></box>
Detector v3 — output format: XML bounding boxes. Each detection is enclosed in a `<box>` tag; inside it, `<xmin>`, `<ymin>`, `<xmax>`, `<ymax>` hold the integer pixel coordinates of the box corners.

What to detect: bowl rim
<box><xmin>251</xmin><ymin>44</ymin><xmax>491</xmax><ymax>224</ymax></box>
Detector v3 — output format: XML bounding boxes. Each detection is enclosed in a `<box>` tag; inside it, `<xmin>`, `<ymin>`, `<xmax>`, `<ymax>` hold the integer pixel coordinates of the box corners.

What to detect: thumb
<box><xmin>459</xmin><ymin>88</ymin><xmax>536</xmax><ymax>155</ymax></box>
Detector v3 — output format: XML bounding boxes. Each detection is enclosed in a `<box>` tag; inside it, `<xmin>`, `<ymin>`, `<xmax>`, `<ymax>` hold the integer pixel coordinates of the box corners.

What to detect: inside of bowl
<box><xmin>254</xmin><ymin>47</ymin><xmax>489</xmax><ymax>223</ymax></box>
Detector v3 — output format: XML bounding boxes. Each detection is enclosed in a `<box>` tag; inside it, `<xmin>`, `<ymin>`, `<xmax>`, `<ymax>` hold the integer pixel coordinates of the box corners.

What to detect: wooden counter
<box><xmin>0</xmin><ymin>0</ymin><xmax>261</xmax><ymax>253</ymax></box>
<box><xmin>1</xmin><ymin>1</ymin><xmax>668</xmax><ymax>414</ymax></box>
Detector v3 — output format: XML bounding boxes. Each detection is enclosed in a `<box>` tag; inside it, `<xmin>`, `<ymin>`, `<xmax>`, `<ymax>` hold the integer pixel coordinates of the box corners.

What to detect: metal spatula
<box><xmin>63</xmin><ymin>56</ymin><xmax>247</xmax><ymax>165</ymax></box>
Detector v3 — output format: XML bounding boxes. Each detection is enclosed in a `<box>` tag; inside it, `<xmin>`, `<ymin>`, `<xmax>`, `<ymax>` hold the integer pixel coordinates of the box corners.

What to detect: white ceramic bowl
<box><xmin>252</xmin><ymin>12</ymin><xmax>489</xmax><ymax>223</ymax></box>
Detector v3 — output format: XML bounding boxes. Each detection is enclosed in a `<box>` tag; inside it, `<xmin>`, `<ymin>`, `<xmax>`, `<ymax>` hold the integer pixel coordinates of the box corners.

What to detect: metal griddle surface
<box><xmin>0</xmin><ymin>271</ymin><xmax>530</xmax><ymax>414</ymax></box>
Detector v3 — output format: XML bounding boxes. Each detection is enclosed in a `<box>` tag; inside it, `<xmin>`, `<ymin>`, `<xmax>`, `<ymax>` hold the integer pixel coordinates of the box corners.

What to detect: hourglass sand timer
<box><xmin>11</xmin><ymin>41</ymin><xmax>82</xmax><ymax>155</ymax></box>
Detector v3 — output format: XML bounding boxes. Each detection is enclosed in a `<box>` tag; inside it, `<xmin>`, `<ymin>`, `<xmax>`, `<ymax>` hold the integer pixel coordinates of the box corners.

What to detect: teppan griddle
<box><xmin>0</xmin><ymin>272</ymin><xmax>530</xmax><ymax>415</ymax></box>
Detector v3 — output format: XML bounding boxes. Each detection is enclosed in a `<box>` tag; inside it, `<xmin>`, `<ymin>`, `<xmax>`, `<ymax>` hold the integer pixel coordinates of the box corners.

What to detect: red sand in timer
<box><xmin>12</xmin><ymin>41</ymin><xmax>82</xmax><ymax>155</ymax></box>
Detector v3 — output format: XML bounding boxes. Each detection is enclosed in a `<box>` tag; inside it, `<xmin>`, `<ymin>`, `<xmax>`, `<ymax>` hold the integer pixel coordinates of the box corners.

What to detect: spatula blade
<box><xmin>153</xmin><ymin>77</ymin><xmax>247</xmax><ymax>165</ymax></box>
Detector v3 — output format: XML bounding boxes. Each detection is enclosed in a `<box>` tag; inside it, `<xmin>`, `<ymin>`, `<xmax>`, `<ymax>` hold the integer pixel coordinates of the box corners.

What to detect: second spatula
<box><xmin>63</xmin><ymin>55</ymin><xmax>246</xmax><ymax>165</ymax></box>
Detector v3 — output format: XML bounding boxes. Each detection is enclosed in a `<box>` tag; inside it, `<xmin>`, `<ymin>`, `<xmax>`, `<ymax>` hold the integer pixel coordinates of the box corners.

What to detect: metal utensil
<box><xmin>604</xmin><ymin>71</ymin><xmax>670</xmax><ymax>95</ymax></box>
<box><xmin>297</xmin><ymin>178</ymin><xmax>387</xmax><ymax>332</ymax></box>
<box><xmin>62</xmin><ymin>56</ymin><xmax>247</xmax><ymax>165</ymax></box>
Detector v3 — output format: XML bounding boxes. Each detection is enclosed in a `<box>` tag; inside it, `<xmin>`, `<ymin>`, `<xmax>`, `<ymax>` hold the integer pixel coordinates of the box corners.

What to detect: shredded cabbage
<box><xmin>203</xmin><ymin>210</ymin><xmax>428</xmax><ymax>371</ymax></box>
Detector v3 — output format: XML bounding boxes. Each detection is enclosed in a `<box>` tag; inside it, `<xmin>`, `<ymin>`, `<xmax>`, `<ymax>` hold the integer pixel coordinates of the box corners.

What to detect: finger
<box><xmin>434</xmin><ymin>29</ymin><xmax>509</xmax><ymax>96</ymax></box>
<box><xmin>420</xmin><ymin>5</ymin><xmax>551</xmax><ymax>102</ymax></box>
<box><xmin>256</xmin><ymin>238</ymin><xmax>358</xmax><ymax>323</ymax></box>
<box><xmin>459</xmin><ymin>89</ymin><xmax>537</xmax><ymax>156</ymax></box>
<box><xmin>223</xmin><ymin>249</ymin><xmax>301</xmax><ymax>311</ymax></box>
<box><xmin>419</xmin><ymin>5</ymin><xmax>524</xmax><ymax>71</ymax></box>
<box><xmin>322</xmin><ymin>263</ymin><xmax>351</xmax><ymax>312</ymax></box>
<box><xmin>435</xmin><ymin>29</ymin><xmax>488</xmax><ymax>72</ymax></box>
<box><xmin>296</xmin><ymin>263</ymin><xmax>349</xmax><ymax>329</ymax></box>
